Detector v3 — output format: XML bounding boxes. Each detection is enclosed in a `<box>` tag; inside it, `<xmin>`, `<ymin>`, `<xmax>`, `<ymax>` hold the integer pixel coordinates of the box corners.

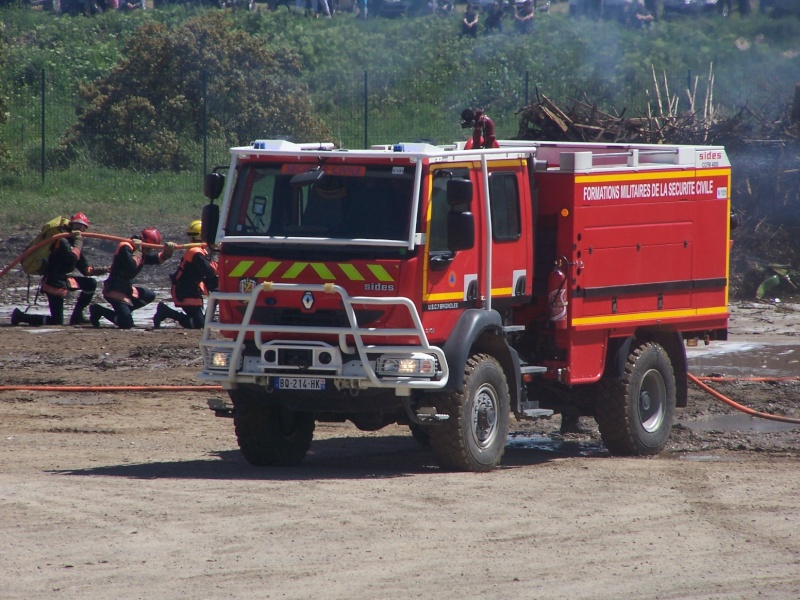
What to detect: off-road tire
<box><xmin>428</xmin><ymin>353</ymin><xmax>510</xmax><ymax>472</ymax></box>
<box><xmin>594</xmin><ymin>342</ymin><xmax>676</xmax><ymax>456</ymax></box>
<box><xmin>229</xmin><ymin>389</ymin><xmax>315</xmax><ymax>467</ymax></box>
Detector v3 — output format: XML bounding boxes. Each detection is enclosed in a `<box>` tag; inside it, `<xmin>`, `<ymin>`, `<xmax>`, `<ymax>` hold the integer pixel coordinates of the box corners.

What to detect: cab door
<box><xmin>485</xmin><ymin>165</ymin><xmax>532</xmax><ymax>312</ymax></box>
<box><xmin>422</xmin><ymin>166</ymin><xmax>481</xmax><ymax>344</ymax></box>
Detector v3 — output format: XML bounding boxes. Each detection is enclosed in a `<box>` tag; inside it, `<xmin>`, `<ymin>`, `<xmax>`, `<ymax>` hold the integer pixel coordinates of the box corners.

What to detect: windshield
<box><xmin>225</xmin><ymin>162</ymin><xmax>414</xmax><ymax>243</ymax></box>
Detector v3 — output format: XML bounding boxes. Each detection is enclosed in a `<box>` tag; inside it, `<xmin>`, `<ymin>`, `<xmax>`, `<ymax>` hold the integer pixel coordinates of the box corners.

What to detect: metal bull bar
<box><xmin>199</xmin><ymin>281</ymin><xmax>449</xmax><ymax>392</ymax></box>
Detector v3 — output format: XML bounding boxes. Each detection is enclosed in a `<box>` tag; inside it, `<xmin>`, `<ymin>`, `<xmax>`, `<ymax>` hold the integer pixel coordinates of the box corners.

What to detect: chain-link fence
<box><xmin>1</xmin><ymin>67</ymin><xmax>535</xmax><ymax>189</ymax></box>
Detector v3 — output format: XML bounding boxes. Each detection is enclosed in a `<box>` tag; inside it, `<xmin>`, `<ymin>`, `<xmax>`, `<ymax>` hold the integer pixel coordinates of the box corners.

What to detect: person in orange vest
<box><xmin>461</xmin><ymin>108</ymin><xmax>500</xmax><ymax>149</ymax></box>
<box><xmin>11</xmin><ymin>212</ymin><xmax>109</xmax><ymax>327</ymax></box>
<box><xmin>153</xmin><ymin>220</ymin><xmax>218</xmax><ymax>329</ymax></box>
<box><xmin>90</xmin><ymin>227</ymin><xmax>175</xmax><ymax>329</ymax></box>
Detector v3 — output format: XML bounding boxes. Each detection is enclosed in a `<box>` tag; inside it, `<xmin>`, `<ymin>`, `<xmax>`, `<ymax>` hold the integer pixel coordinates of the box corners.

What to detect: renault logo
<box><xmin>302</xmin><ymin>291</ymin><xmax>314</xmax><ymax>310</ymax></box>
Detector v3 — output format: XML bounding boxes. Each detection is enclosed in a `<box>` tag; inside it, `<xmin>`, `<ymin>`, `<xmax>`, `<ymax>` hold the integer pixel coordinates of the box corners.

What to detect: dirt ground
<box><xmin>1</xmin><ymin>238</ymin><xmax>800</xmax><ymax>598</ymax></box>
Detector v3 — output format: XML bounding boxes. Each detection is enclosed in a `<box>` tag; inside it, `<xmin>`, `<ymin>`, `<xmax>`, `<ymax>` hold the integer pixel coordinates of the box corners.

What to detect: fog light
<box><xmin>319</xmin><ymin>351</ymin><xmax>332</xmax><ymax>365</ymax></box>
<box><xmin>210</xmin><ymin>349</ymin><xmax>231</xmax><ymax>369</ymax></box>
<box><xmin>377</xmin><ymin>353</ymin><xmax>437</xmax><ymax>378</ymax></box>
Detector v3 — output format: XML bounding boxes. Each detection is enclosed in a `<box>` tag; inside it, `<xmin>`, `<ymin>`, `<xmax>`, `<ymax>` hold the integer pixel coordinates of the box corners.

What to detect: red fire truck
<box><xmin>199</xmin><ymin>135</ymin><xmax>733</xmax><ymax>472</ymax></box>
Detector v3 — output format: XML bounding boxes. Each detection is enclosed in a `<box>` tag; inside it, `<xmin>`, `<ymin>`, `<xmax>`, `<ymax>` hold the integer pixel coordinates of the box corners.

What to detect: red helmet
<box><xmin>69</xmin><ymin>212</ymin><xmax>90</xmax><ymax>228</ymax></box>
<box><xmin>140</xmin><ymin>227</ymin><xmax>162</xmax><ymax>245</ymax></box>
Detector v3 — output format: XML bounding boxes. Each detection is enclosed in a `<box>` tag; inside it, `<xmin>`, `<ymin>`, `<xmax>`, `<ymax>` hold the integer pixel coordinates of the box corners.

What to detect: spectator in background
<box><xmin>622</xmin><ymin>0</ymin><xmax>654</xmax><ymax>28</ymax></box>
<box><xmin>461</xmin><ymin>3</ymin><xmax>479</xmax><ymax>37</ymax></box>
<box><xmin>515</xmin><ymin>0</ymin><xmax>535</xmax><ymax>33</ymax></box>
<box><xmin>485</xmin><ymin>0</ymin><xmax>505</xmax><ymax>34</ymax></box>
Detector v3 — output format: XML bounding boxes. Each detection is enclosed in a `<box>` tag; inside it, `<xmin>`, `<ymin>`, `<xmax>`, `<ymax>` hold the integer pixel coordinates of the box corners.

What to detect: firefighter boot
<box><xmin>11</xmin><ymin>309</ymin><xmax>46</xmax><ymax>327</ymax></box>
<box><xmin>69</xmin><ymin>292</ymin><xmax>93</xmax><ymax>326</ymax></box>
<box><xmin>89</xmin><ymin>303</ymin><xmax>113</xmax><ymax>328</ymax></box>
<box><xmin>559</xmin><ymin>412</ymin><xmax>593</xmax><ymax>435</ymax></box>
<box><xmin>153</xmin><ymin>302</ymin><xmax>180</xmax><ymax>329</ymax></box>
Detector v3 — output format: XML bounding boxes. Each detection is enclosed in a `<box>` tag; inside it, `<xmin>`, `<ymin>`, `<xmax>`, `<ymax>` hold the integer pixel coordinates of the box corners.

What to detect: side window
<box><xmin>429</xmin><ymin>168</ymin><xmax>470</xmax><ymax>252</ymax></box>
<box><xmin>489</xmin><ymin>172</ymin><xmax>521</xmax><ymax>242</ymax></box>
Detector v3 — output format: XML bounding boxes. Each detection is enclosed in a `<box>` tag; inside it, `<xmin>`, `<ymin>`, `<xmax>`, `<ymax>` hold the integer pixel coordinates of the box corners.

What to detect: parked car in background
<box><xmin>663</xmin><ymin>0</ymin><xmax>725</xmax><ymax>16</ymax></box>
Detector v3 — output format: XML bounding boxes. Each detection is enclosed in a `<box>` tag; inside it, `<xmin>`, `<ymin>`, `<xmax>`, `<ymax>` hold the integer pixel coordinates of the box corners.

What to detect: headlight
<box><xmin>377</xmin><ymin>353</ymin><xmax>437</xmax><ymax>378</ymax></box>
<box><xmin>209</xmin><ymin>348</ymin><xmax>232</xmax><ymax>369</ymax></box>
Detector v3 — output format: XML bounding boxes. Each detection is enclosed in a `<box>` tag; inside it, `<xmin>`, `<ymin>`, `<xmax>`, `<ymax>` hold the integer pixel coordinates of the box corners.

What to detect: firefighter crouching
<box><xmin>90</xmin><ymin>228</ymin><xmax>176</xmax><ymax>329</ymax></box>
<box><xmin>11</xmin><ymin>212</ymin><xmax>109</xmax><ymax>327</ymax></box>
<box><xmin>153</xmin><ymin>219</ymin><xmax>219</xmax><ymax>329</ymax></box>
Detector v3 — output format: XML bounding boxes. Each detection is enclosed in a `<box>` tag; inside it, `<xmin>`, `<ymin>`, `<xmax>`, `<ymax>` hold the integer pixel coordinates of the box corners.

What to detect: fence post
<box><xmin>363</xmin><ymin>70</ymin><xmax>368</xmax><ymax>149</ymax></box>
<box><xmin>41</xmin><ymin>68</ymin><xmax>45</xmax><ymax>184</ymax></box>
<box><xmin>525</xmin><ymin>70</ymin><xmax>529</xmax><ymax>106</ymax></box>
<box><xmin>203</xmin><ymin>69</ymin><xmax>208</xmax><ymax>178</ymax></box>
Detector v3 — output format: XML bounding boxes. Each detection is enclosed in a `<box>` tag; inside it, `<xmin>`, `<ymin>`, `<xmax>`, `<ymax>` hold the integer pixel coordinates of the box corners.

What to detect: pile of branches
<box><xmin>516</xmin><ymin>64</ymin><xmax>756</xmax><ymax>146</ymax></box>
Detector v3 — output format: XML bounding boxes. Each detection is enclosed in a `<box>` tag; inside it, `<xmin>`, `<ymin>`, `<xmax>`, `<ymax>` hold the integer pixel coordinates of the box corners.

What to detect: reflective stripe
<box><xmin>339</xmin><ymin>264</ymin><xmax>364</xmax><ymax>281</ymax></box>
<box><xmin>367</xmin><ymin>264</ymin><xmax>393</xmax><ymax>282</ymax></box>
<box><xmin>229</xmin><ymin>261</ymin><xmax>254</xmax><ymax>277</ymax></box>
<box><xmin>283</xmin><ymin>262</ymin><xmax>307</xmax><ymax>279</ymax></box>
<box><xmin>228</xmin><ymin>260</ymin><xmax>396</xmax><ymax>282</ymax></box>
<box><xmin>255</xmin><ymin>261</ymin><xmax>280</xmax><ymax>278</ymax></box>
<box><xmin>310</xmin><ymin>263</ymin><xmax>335</xmax><ymax>280</ymax></box>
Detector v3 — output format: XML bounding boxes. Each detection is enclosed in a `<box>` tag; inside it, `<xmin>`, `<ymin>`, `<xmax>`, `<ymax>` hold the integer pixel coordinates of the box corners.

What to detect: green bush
<box><xmin>60</xmin><ymin>12</ymin><xmax>330</xmax><ymax>171</ymax></box>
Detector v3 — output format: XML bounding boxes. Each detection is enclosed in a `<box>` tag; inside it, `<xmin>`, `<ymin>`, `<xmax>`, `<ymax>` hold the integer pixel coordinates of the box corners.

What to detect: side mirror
<box><xmin>447</xmin><ymin>178</ymin><xmax>473</xmax><ymax>207</ymax></box>
<box><xmin>447</xmin><ymin>211</ymin><xmax>475</xmax><ymax>251</ymax></box>
<box><xmin>201</xmin><ymin>203</ymin><xmax>220</xmax><ymax>245</ymax></box>
<box><xmin>730</xmin><ymin>209</ymin><xmax>740</xmax><ymax>231</ymax></box>
<box><xmin>204</xmin><ymin>172</ymin><xmax>225</xmax><ymax>200</ymax></box>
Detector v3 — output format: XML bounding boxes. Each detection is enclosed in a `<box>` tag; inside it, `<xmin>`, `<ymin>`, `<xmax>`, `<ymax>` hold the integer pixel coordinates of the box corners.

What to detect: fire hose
<box><xmin>0</xmin><ymin>231</ymin><xmax>204</xmax><ymax>281</ymax></box>
<box><xmin>688</xmin><ymin>373</ymin><xmax>800</xmax><ymax>425</ymax></box>
<box><xmin>0</xmin><ymin>385</ymin><xmax>223</xmax><ymax>392</ymax></box>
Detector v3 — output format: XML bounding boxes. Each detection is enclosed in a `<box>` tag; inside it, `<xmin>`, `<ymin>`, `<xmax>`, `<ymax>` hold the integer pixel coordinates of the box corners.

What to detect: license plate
<box><xmin>275</xmin><ymin>377</ymin><xmax>326</xmax><ymax>391</ymax></box>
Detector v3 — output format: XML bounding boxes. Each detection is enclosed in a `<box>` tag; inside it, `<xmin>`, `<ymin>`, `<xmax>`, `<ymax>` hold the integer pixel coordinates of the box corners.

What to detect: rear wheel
<box><xmin>229</xmin><ymin>388</ymin><xmax>315</xmax><ymax>466</ymax></box>
<box><xmin>428</xmin><ymin>354</ymin><xmax>510</xmax><ymax>472</ymax></box>
<box><xmin>595</xmin><ymin>342</ymin><xmax>676</xmax><ymax>456</ymax></box>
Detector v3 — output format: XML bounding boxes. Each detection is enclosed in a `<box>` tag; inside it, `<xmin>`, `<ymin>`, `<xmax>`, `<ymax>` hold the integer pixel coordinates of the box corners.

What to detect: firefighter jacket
<box><xmin>103</xmin><ymin>241</ymin><xmax>165</xmax><ymax>305</ymax></box>
<box><xmin>171</xmin><ymin>246</ymin><xmax>219</xmax><ymax>307</ymax></box>
<box><xmin>42</xmin><ymin>236</ymin><xmax>96</xmax><ymax>298</ymax></box>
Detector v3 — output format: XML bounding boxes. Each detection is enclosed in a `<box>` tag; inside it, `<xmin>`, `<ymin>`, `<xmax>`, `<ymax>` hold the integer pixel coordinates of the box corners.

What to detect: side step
<box><xmin>207</xmin><ymin>398</ymin><xmax>234</xmax><ymax>418</ymax></box>
<box><xmin>520</xmin><ymin>401</ymin><xmax>554</xmax><ymax>420</ymax></box>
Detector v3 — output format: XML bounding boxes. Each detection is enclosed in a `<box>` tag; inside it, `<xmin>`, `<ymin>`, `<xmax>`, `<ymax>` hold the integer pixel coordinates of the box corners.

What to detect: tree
<box><xmin>62</xmin><ymin>12</ymin><xmax>330</xmax><ymax>171</ymax></box>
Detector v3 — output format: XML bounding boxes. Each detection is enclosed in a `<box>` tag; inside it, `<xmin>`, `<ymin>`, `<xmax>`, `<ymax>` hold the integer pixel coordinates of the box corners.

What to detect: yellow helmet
<box><xmin>187</xmin><ymin>219</ymin><xmax>202</xmax><ymax>239</ymax></box>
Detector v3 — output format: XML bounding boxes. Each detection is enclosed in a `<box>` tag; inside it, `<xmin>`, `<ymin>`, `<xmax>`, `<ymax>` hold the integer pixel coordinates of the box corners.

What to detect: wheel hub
<box><xmin>639</xmin><ymin>369</ymin><xmax>666</xmax><ymax>433</ymax></box>
<box><xmin>473</xmin><ymin>386</ymin><xmax>498</xmax><ymax>445</ymax></box>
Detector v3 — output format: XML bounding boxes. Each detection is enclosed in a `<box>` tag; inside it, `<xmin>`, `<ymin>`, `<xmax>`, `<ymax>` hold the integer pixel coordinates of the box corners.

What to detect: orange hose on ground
<box><xmin>696</xmin><ymin>376</ymin><xmax>800</xmax><ymax>383</ymax></box>
<box><xmin>0</xmin><ymin>232</ymin><xmax>205</xmax><ymax>280</ymax></box>
<box><xmin>0</xmin><ymin>385</ymin><xmax>223</xmax><ymax>392</ymax></box>
<box><xmin>687</xmin><ymin>373</ymin><xmax>800</xmax><ymax>425</ymax></box>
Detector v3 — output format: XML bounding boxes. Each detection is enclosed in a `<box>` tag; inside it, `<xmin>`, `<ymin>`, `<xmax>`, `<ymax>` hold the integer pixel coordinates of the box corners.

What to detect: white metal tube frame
<box><xmin>200</xmin><ymin>281</ymin><xmax>449</xmax><ymax>391</ymax></box>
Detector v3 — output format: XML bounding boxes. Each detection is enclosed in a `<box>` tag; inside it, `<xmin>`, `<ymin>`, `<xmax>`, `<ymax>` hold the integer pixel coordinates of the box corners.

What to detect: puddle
<box><xmin>507</xmin><ymin>432</ymin><xmax>607</xmax><ymax>456</ymax></box>
<box><xmin>0</xmin><ymin>287</ymin><xmax>172</xmax><ymax>329</ymax></box>
<box><xmin>680</xmin><ymin>414</ymin><xmax>800</xmax><ymax>432</ymax></box>
<box><xmin>687</xmin><ymin>341</ymin><xmax>800</xmax><ymax>378</ymax></box>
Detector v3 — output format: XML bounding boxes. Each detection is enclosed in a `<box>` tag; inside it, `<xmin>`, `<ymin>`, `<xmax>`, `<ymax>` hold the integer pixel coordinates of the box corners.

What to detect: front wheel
<box><xmin>428</xmin><ymin>354</ymin><xmax>510</xmax><ymax>472</ymax></box>
<box><xmin>595</xmin><ymin>342</ymin><xmax>676</xmax><ymax>456</ymax></box>
<box><xmin>229</xmin><ymin>389</ymin><xmax>315</xmax><ymax>466</ymax></box>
